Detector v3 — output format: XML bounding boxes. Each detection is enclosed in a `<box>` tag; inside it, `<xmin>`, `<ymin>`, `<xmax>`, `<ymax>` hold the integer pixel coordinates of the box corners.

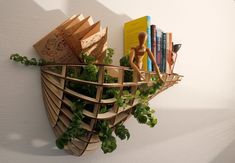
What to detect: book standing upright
<box><xmin>124</xmin><ymin>16</ymin><xmax>152</xmax><ymax>71</ymax></box>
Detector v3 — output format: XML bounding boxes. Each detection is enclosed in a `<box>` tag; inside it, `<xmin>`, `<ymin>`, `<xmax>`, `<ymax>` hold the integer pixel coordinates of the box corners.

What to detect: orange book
<box><xmin>166</xmin><ymin>33</ymin><xmax>172</xmax><ymax>74</ymax></box>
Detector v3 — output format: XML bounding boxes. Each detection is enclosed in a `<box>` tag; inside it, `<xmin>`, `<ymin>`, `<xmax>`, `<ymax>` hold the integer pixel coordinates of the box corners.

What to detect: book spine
<box><xmin>150</xmin><ymin>25</ymin><xmax>157</xmax><ymax>71</ymax></box>
<box><xmin>168</xmin><ymin>33</ymin><xmax>173</xmax><ymax>73</ymax></box>
<box><xmin>165</xmin><ymin>33</ymin><xmax>170</xmax><ymax>74</ymax></box>
<box><xmin>162</xmin><ymin>32</ymin><xmax>166</xmax><ymax>73</ymax></box>
<box><xmin>147</xmin><ymin>16</ymin><xmax>152</xmax><ymax>71</ymax></box>
<box><xmin>166</xmin><ymin>33</ymin><xmax>173</xmax><ymax>74</ymax></box>
<box><xmin>156</xmin><ymin>29</ymin><xmax>162</xmax><ymax>72</ymax></box>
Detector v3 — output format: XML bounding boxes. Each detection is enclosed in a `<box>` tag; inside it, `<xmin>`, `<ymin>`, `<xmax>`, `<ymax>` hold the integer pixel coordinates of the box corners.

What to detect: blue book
<box><xmin>151</xmin><ymin>25</ymin><xmax>157</xmax><ymax>71</ymax></box>
<box><xmin>146</xmin><ymin>16</ymin><xmax>152</xmax><ymax>71</ymax></box>
<box><xmin>162</xmin><ymin>32</ymin><xmax>166</xmax><ymax>73</ymax></box>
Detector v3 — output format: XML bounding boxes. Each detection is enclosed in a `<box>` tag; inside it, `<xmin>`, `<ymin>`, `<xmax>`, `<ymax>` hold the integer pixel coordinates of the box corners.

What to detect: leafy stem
<box><xmin>132</xmin><ymin>103</ymin><xmax>157</xmax><ymax>127</ymax></box>
<box><xmin>98</xmin><ymin>121</ymin><xmax>117</xmax><ymax>153</ymax></box>
<box><xmin>103</xmin><ymin>48</ymin><xmax>114</xmax><ymax>65</ymax></box>
<box><xmin>97</xmin><ymin>121</ymin><xmax>130</xmax><ymax>153</ymax></box>
<box><xmin>114</xmin><ymin>123</ymin><xmax>130</xmax><ymax>140</ymax></box>
<box><xmin>10</xmin><ymin>53</ymin><xmax>47</xmax><ymax>66</ymax></box>
<box><xmin>56</xmin><ymin>100</ymin><xmax>86</xmax><ymax>149</ymax></box>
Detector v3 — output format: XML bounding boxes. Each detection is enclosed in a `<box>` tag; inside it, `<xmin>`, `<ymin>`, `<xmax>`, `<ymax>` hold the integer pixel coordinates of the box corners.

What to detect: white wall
<box><xmin>0</xmin><ymin>0</ymin><xmax>235</xmax><ymax>162</ymax></box>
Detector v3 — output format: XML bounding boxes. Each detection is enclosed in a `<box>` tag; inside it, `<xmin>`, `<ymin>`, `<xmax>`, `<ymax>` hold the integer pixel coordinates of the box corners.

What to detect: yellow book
<box><xmin>124</xmin><ymin>16</ymin><xmax>151</xmax><ymax>71</ymax></box>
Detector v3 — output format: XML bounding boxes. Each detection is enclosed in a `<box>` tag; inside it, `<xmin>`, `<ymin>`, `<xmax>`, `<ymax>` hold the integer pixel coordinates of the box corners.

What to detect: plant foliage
<box><xmin>97</xmin><ymin>121</ymin><xmax>117</xmax><ymax>153</ymax></box>
<box><xmin>10</xmin><ymin>49</ymin><xmax>163</xmax><ymax>154</ymax></box>
<box><xmin>56</xmin><ymin>100</ymin><xmax>87</xmax><ymax>149</ymax></box>
<box><xmin>10</xmin><ymin>53</ymin><xmax>46</xmax><ymax>66</ymax></box>
<box><xmin>115</xmin><ymin>123</ymin><xmax>130</xmax><ymax>140</ymax></box>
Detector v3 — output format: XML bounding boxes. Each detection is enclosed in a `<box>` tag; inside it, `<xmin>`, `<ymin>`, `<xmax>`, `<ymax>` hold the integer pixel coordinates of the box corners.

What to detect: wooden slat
<box><xmin>66</xmin><ymin>76</ymin><xmax>99</xmax><ymax>86</ymax></box>
<box><xmin>117</xmin><ymin>99</ymin><xmax>139</xmax><ymax>114</ymax></box>
<box><xmin>41</xmin><ymin>75</ymin><xmax>63</xmax><ymax>98</ymax></box>
<box><xmin>86</xmin><ymin>142</ymin><xmax>100</xmax><ymax>151</ymax></box>
<box><xmin>61</xmin><ymin>107</ymin><xmax>73</xmax><ymax>120</ymax></box>
<box><xmin>71</xmin><ymin>139</ymin><xmax>87</xmax><ymax>150</ymax></box>
<box><xmin>43</xmin><ymin>82</ymin><xmax>61</xmax><ymax>108</ymax></box>
<box><xmin>42</xmin><ymin>88</ymin><xmax>58</xmax><ymax>126</ymax></box>
<box><xmin>57</xmin><ymin>120</ymin><xmax>67</xmax><ymax>133</ymax></box>
<box><xmin>42</xmin><ymin>73</ymin><xmax>62</xmax><ymax>88</ymax></box>
<box><xmin>43</xmin><ymin>88</ymin><xmax>60</xmax><ymax>115</ymax></box>
<box><xmin>64</xmin><ymin>88</ymin><xmax>98</xmax><ymax>103</ymax></box>
<box><xmin>59</xmin><ymin>114</ymin><xmax>71</xmax><ymax>128</ymax></box>
<box><xmin>53</xmin><ymin>126</ymin><xmax>63</xmax><ymax>137</ymax></box>
<box><xmin>80</xmin><ymin>122</ymin><xmax>93</xmax><ymax>131</ymax></box>
<box><xmin>83</xmin><ymin>110</ymin><xmax>96</xmax><ymax>118</ymax></box>
<box><xmin>97</xmin><ymin>111</ymin><xmax>116</xmax><ymax>119</ymax></box>
<box><xmin>42</xmin><ymin>79</ymin><xmax>62</xmax><ymax>101</ymax></box>
<box><xmin>62</xmin><ymin>97</ymin><xmax>72</xmax><ymax>108</ymax></box>
<box><xmin>41</xmin><ymin>68</ymin><xmax>64</xmax><ymax>78</ymax></box>
<box><xmin>113</xmin><ymin>112</ymin><xmax>129</xmax><ymax>126</ymax></box>
<box><xmin>67</xmin><ymin>142</ymin><xmax>83</xmax><ymax>156</ymax></box>
<box><xmin>100</xmin><ymin>98</ymin><xmax>116</xmax><ymax>104</ymax></box>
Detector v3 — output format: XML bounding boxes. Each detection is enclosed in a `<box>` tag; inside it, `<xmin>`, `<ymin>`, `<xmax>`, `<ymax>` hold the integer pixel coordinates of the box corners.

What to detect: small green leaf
<box><xmin>56</xmin><ymin>138</ymin><xmax>65</xmax><ymax>149</ymax></box>
<box><xmin>114</xmin><ymin>124</ymin><xmax>130</xmax><ymax>140</ymax></box>
<box><xmin>138</xmin><ymin>115</ymin><xmax>147</xmax><ymax>123</ymax></box>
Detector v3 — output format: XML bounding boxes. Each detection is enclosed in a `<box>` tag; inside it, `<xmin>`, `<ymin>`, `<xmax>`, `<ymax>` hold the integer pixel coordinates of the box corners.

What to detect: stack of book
<box><xmin>124</xmin><ymin>16</ymin><xmax>175</xmax><ymax>74</ymax></box>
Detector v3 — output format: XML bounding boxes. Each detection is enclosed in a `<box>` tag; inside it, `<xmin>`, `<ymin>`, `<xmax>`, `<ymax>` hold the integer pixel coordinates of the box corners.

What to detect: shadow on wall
<box><xmin>0</xmin><ymin>0</ymin><xmax>67</xmax><ymax>156</ymax></box>
<box><xmin>64</xmin><ymin>0</ymin><xmax>131</xmax><ymax>65</ymax></box>
<box><xmin>0</xmin><ymin>0</ymin><xmax>129</xmax><ymax>157</ymax></box>
<box><xmin>123</xmin><ymin>108</ymin><xmax>235</xmax><ymax>151</ymax></box>
<box><xmin>211</xmin><ymin>139</ymin><xmax>235</xmax><ymax>163</ymax></box>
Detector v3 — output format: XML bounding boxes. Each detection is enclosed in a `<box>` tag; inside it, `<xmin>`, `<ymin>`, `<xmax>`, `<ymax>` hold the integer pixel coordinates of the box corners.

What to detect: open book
<box><xmin>33</xmin><ymin>14</ymin><xmax>108</xmax><ymax>64</ymax></box>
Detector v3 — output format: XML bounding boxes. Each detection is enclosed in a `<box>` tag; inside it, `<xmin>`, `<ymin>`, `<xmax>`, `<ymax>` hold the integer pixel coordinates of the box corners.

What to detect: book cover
<box><xmin>124</xmin><ymin>16</ymin><xmax>152</xmax><ymax>71</ymax></box>
<box><xmin>146</xmin><ymin>16</ymin><xmax>152</xmax><ymax>71</ymax></box>
<box><xmin>72</xmin><ymin>21</ymin><xmax>101</xmax><ymax>54</ymax></box>
<box><xmin>33</xmin><ymin>14</ymin><xmax>108</xmax><ymax>64</ymax></box>
<box><xmin>33</xmin><ymin>29</ymin><xmax>79</xmax><ymax>64</ymax></box>
<box><xmin>56</xmin><ymin>15</ymin><xmax>79</xmax><ymax>32</ymax></box>
<box><xmin>150</xmin><ymin>25</ymin><xmax>156</xmax><ymax>71</ymax></box>
<box><xmin>63</xmin><ymin>15</ymin><xmax>87</xmax><ymax>36</ymax></box>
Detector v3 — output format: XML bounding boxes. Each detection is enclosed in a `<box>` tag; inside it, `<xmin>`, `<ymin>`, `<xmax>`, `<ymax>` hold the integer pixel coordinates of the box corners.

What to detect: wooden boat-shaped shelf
<box><xmin>41</xmin><ymin>64</ymin><xmax>182</xmax><ymax>156</ymax></box>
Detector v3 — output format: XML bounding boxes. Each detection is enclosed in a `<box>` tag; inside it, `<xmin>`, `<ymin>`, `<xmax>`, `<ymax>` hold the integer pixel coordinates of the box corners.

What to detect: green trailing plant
<box><xmin>103</xmin><ymin>48</ymin><xmax>114</xmax><ymax>65</ymax></box>
<box><xmin>10</xmin><ymin>53</ymin><xmax>46</xmax><ymax>66</ymax></box>
<box><xmin>114</xmin><ymin>123</ymin><xmax>130</xmax><ymax>140</ymax></box>
<box><xmin>112</xmin><ymin>77</ymin><xmax>163</xmax><ymax>128</ymax></box>
<box><xmin>97</xmin><ymin>121</ymin><xmax>117</xmax><ymax>153</ymax></box>
<box><xmin>116</xmin><ymin>90</ymin><xmax>135</xmax><ymax>108</ymax></box>
<box><xmin>9</xmin><ymin>48</ymin><xmax>163</xmax><ymax>154</ymax></box>
<box><xmin>99</xmin><ymin>106</ymin><xmax>108</xmax><ymax>113</ymax></box>
<box><xmin>119</xmin><ymin>55</ymin><xmax>133</xmax><ymax>82</ymax></box>
<box><xmin>104</xmin><ymin>72</ymin><xmax>118</xmax><ymax>83</ymax></box>
<box><xmin>133</xmin><ymin>79</ymin><xmax>162</xmax><ymax>127</ymax></box>
<box><xmin>80</xmin><ymin>52</ymin><xmax>96</xmax><ymax>64</ymax></box>
<box><xmin>79</xmin><ymin>53</ymin><xmax>98</xmax><ymax>82</ymax></box>
<box><xmin>102</xmin><ymin>88</ymin><xmax>119</xmax><ymax>99</ymax></box>
<box><xmin>119</xmin><ymin>55</ymin><xmax>130</xmax><ymax>67</ymax></box>
<box><xmin>132</xmin><ymin>104</ymin><xmax>157</xmax><ymax>128</ymax></box>
<box><xmin>67</xmin><ymin>54</ymin><xmax>98</xmax><ymax>98</ymax></box>
<box><xmin>56</xmin><ymin>100</ymin><xmax>87</xmax><ymax>149</ymax></box>
<box><xmin>97</xmin><ymin>121</ymin><xmax>130</xmax><ymax>153</ymax></box>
